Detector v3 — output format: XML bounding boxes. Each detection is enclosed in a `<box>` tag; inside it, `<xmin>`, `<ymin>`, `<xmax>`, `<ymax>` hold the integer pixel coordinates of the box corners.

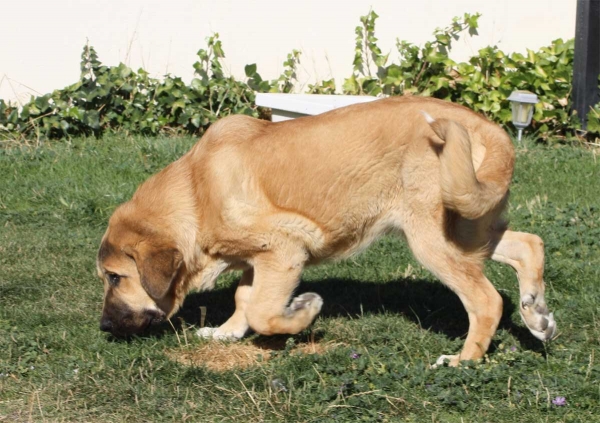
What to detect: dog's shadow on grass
<box><xmin>155</xmin><ymin>276</ymin><xmax>546</xmax><ymax>355</ymax></box>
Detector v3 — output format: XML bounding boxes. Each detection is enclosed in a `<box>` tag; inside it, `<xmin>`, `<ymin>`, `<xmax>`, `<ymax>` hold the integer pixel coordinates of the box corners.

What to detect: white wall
<box><xmin>1</xmin><ymin>0</ymin><xmax>577</xmax><ymax>104</ymax></box>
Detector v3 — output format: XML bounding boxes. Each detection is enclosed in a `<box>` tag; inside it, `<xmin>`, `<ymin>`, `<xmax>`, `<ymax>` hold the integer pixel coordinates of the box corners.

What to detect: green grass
<box><xmin>1</xmin><ymin>135</ymin><xmax>599</xmax><ymax>422</ymax></box>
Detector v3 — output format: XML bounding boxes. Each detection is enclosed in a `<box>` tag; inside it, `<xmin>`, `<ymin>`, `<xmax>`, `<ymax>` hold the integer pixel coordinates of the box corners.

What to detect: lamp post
<box><xmin>507</xmin><ymin>90</ymin><xmax>539</xmax><ymax>141</ymax></box>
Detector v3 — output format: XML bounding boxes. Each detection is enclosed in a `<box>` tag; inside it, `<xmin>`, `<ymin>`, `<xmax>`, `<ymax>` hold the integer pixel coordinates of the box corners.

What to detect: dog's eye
<box><xmin>106</xmin><ymin>273</ymin><xmax>121</xmax><ymax>286</ymax></box>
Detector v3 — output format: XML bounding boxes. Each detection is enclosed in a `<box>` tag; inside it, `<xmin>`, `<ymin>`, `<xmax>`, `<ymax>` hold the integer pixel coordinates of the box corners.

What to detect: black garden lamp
<box><xmin>507</xmin><ymin>90</ymin><xmax>539</xmax><ymax>141</ymax></box>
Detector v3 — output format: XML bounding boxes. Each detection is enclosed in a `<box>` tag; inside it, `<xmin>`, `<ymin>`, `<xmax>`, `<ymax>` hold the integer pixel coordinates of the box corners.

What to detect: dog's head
<box><xmin>97</xmin><ymin>205</ymin><xmax>184</xmax><ymax>337</ymax></box>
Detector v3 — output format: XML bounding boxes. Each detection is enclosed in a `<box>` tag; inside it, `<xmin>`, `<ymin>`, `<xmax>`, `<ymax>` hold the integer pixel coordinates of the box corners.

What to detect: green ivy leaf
<box><xmin>245</xmin><ymin>64</ymin><xmax>257</xmax><ymax>77</ymax></box>
<box><xmin>343</xmin><ymin>75</ymin><xmax>360</xmax><ymax>95</ymax></box>
<box><xmin>27</xmin><ymin>104</ymin><xmax>41</xmax><ymax>116</ymax></box>
<box><xmin>83</xmin><ymin>110</ymin><xmax>100</xmax><ymax>130</ymax></box>
<box><xmin>587</xmin><ymin>107</ymin><xmax>600</xmax><ymax>134</ymax></box>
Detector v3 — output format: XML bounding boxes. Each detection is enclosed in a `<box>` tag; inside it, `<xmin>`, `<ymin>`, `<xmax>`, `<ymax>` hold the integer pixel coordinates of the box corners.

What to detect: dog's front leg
<box><xmin>244</xmin><ymin>248</ymin><xmax>322</xmax><ymax>336</ymax></box>
<box><xmin>197</xmin><ymin>269</ymin><xmax>254</xmax><ymax>340</ymax></box>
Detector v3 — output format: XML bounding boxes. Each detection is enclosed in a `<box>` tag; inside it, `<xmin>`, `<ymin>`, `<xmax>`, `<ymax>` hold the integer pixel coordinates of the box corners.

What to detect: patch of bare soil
<box><xmin>166</xmin><ymin>336</ymin><xmax>341</xmax><ymax>372</ymax></box>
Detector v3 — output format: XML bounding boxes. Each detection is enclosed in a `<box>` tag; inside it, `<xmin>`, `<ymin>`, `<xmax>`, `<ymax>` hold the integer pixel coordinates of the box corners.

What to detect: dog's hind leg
<box><xmin>243</xmin><ymin>246</ymin><xmax>322</xmax><ymax>336</ymax></box>
<box><xmin>404</xmin><ymin>224</ymin><xmax>503</xmax><ymax>367</ymax></box>
<box><xmin>490</xmin><ymin>230</ymin><xmax>556</xmax><ymax>342</ymax></box>
<box><xmin>197</xmin><ymin>268</ymin><xmax>254</xmax><ymax>340</ymax></box>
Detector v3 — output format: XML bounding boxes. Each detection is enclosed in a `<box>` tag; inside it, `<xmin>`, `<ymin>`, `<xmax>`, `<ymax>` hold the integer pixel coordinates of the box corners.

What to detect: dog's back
<box><xmin>190</xmin><ymin>96</ymin><xmax>513</xmax><ymax>260</ymax></box>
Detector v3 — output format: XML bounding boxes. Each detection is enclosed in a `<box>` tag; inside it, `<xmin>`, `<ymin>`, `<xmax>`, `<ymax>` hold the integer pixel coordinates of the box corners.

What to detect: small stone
<box><xmin>270</xmin><ymin>378</ymin><xmax>287</xmax><ymax>393</ymax></box>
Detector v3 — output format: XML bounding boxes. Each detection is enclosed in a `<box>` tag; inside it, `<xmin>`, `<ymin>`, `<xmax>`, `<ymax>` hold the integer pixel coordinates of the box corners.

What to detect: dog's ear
<box><xmin>126</xmin><ymin>242</ymin><xmax>183</xmax><ymax>299</ymax></box>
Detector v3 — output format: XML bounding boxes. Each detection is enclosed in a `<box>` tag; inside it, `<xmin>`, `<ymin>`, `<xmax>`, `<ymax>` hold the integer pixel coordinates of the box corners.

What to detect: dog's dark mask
<box><xmin>100</xmin><ymin>290</ymin><xmax>166</xmax><ymax>337</ymax></box>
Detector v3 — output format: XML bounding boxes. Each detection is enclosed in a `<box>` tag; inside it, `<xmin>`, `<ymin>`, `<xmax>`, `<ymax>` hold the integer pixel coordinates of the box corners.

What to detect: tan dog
<box><xmin>97</xmin><ymin>96</ymin><xmax>556</xmax><ymax>366</ymax></box>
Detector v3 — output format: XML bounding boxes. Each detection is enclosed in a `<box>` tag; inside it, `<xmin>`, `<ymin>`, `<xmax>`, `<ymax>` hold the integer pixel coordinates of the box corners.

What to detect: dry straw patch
<box><xmin>166</xmin><ymin>337</ymin><xmax>340</xmax><ymax>372</ymax></box>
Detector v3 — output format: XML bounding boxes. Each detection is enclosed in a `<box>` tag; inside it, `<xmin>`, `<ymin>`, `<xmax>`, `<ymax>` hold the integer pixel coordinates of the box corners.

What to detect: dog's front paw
<box><xmin>196</xmin><ymin>326</ymin><xmax>245</xmax><ymax>341</ymax></box>
<box><xmin>287</xmin><ymin>292</ymin><xmax>323</xmax><ymax>317</ymax></box>
<box><xmin>196</xmin><ymin>327</ymin><xmax>218</xmax><ymax>339</ymax></box>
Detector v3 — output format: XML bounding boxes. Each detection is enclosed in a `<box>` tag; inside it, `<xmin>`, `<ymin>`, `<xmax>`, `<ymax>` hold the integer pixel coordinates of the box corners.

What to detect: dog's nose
<box><xmin>148</xmin><ymin>309</ymin><xmax>166</xmax><ymax>324</ymax></box>
<box><xmin>100</xmin><ymin>317</ymin><xmax>113</xmax><ymax>332</ymax></box>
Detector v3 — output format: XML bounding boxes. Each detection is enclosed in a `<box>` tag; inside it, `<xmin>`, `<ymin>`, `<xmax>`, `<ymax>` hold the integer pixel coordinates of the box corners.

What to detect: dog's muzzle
<box><xmin>100</xmin><ymin>306</ymin><xmax>166</xmax><ymax>336</ymax></box>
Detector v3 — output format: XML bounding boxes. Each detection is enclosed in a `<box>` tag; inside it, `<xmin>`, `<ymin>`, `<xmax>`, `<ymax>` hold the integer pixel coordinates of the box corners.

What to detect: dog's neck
<box><xmin>131</xmin><ymin>158</ymin><xmax>199</xmax><ymax>267</ymax></box>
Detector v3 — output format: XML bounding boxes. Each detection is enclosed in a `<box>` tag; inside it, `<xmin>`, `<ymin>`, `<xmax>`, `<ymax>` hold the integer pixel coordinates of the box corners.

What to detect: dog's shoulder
<box><xmin>204</xmin><ymin>114</ymin><xmax>269</xmax><ymax>146</ymax></box>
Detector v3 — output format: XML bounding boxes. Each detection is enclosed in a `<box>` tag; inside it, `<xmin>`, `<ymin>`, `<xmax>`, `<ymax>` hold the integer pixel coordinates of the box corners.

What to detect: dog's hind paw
<box><xmin>520</xmin><ymin>294</ymin><xmax>557</xmax><ymax>342</ymax></box>
<box><xmin>525</xmin><ymin>311</ymin><xmax>557</xmax><ymax>342</ymax></box>
<box><xmin>431</xmin><ymin>354</ymin><xmax>460</xmax><ymax>368</ymax></box>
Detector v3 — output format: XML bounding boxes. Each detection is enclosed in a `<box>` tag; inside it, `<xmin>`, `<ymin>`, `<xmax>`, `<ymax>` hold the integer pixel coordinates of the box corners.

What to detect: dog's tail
<box><xmin>421</xmin><ymin>111</ymin><xmax>514</xmax><ymax>220</ymax></box>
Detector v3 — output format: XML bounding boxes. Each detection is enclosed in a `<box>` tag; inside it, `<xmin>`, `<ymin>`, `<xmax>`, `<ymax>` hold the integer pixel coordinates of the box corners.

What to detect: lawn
<box><xmin>1</xmin><ymin>134</ymin><xmax>599</xmax><ymax>422</ymax></box>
